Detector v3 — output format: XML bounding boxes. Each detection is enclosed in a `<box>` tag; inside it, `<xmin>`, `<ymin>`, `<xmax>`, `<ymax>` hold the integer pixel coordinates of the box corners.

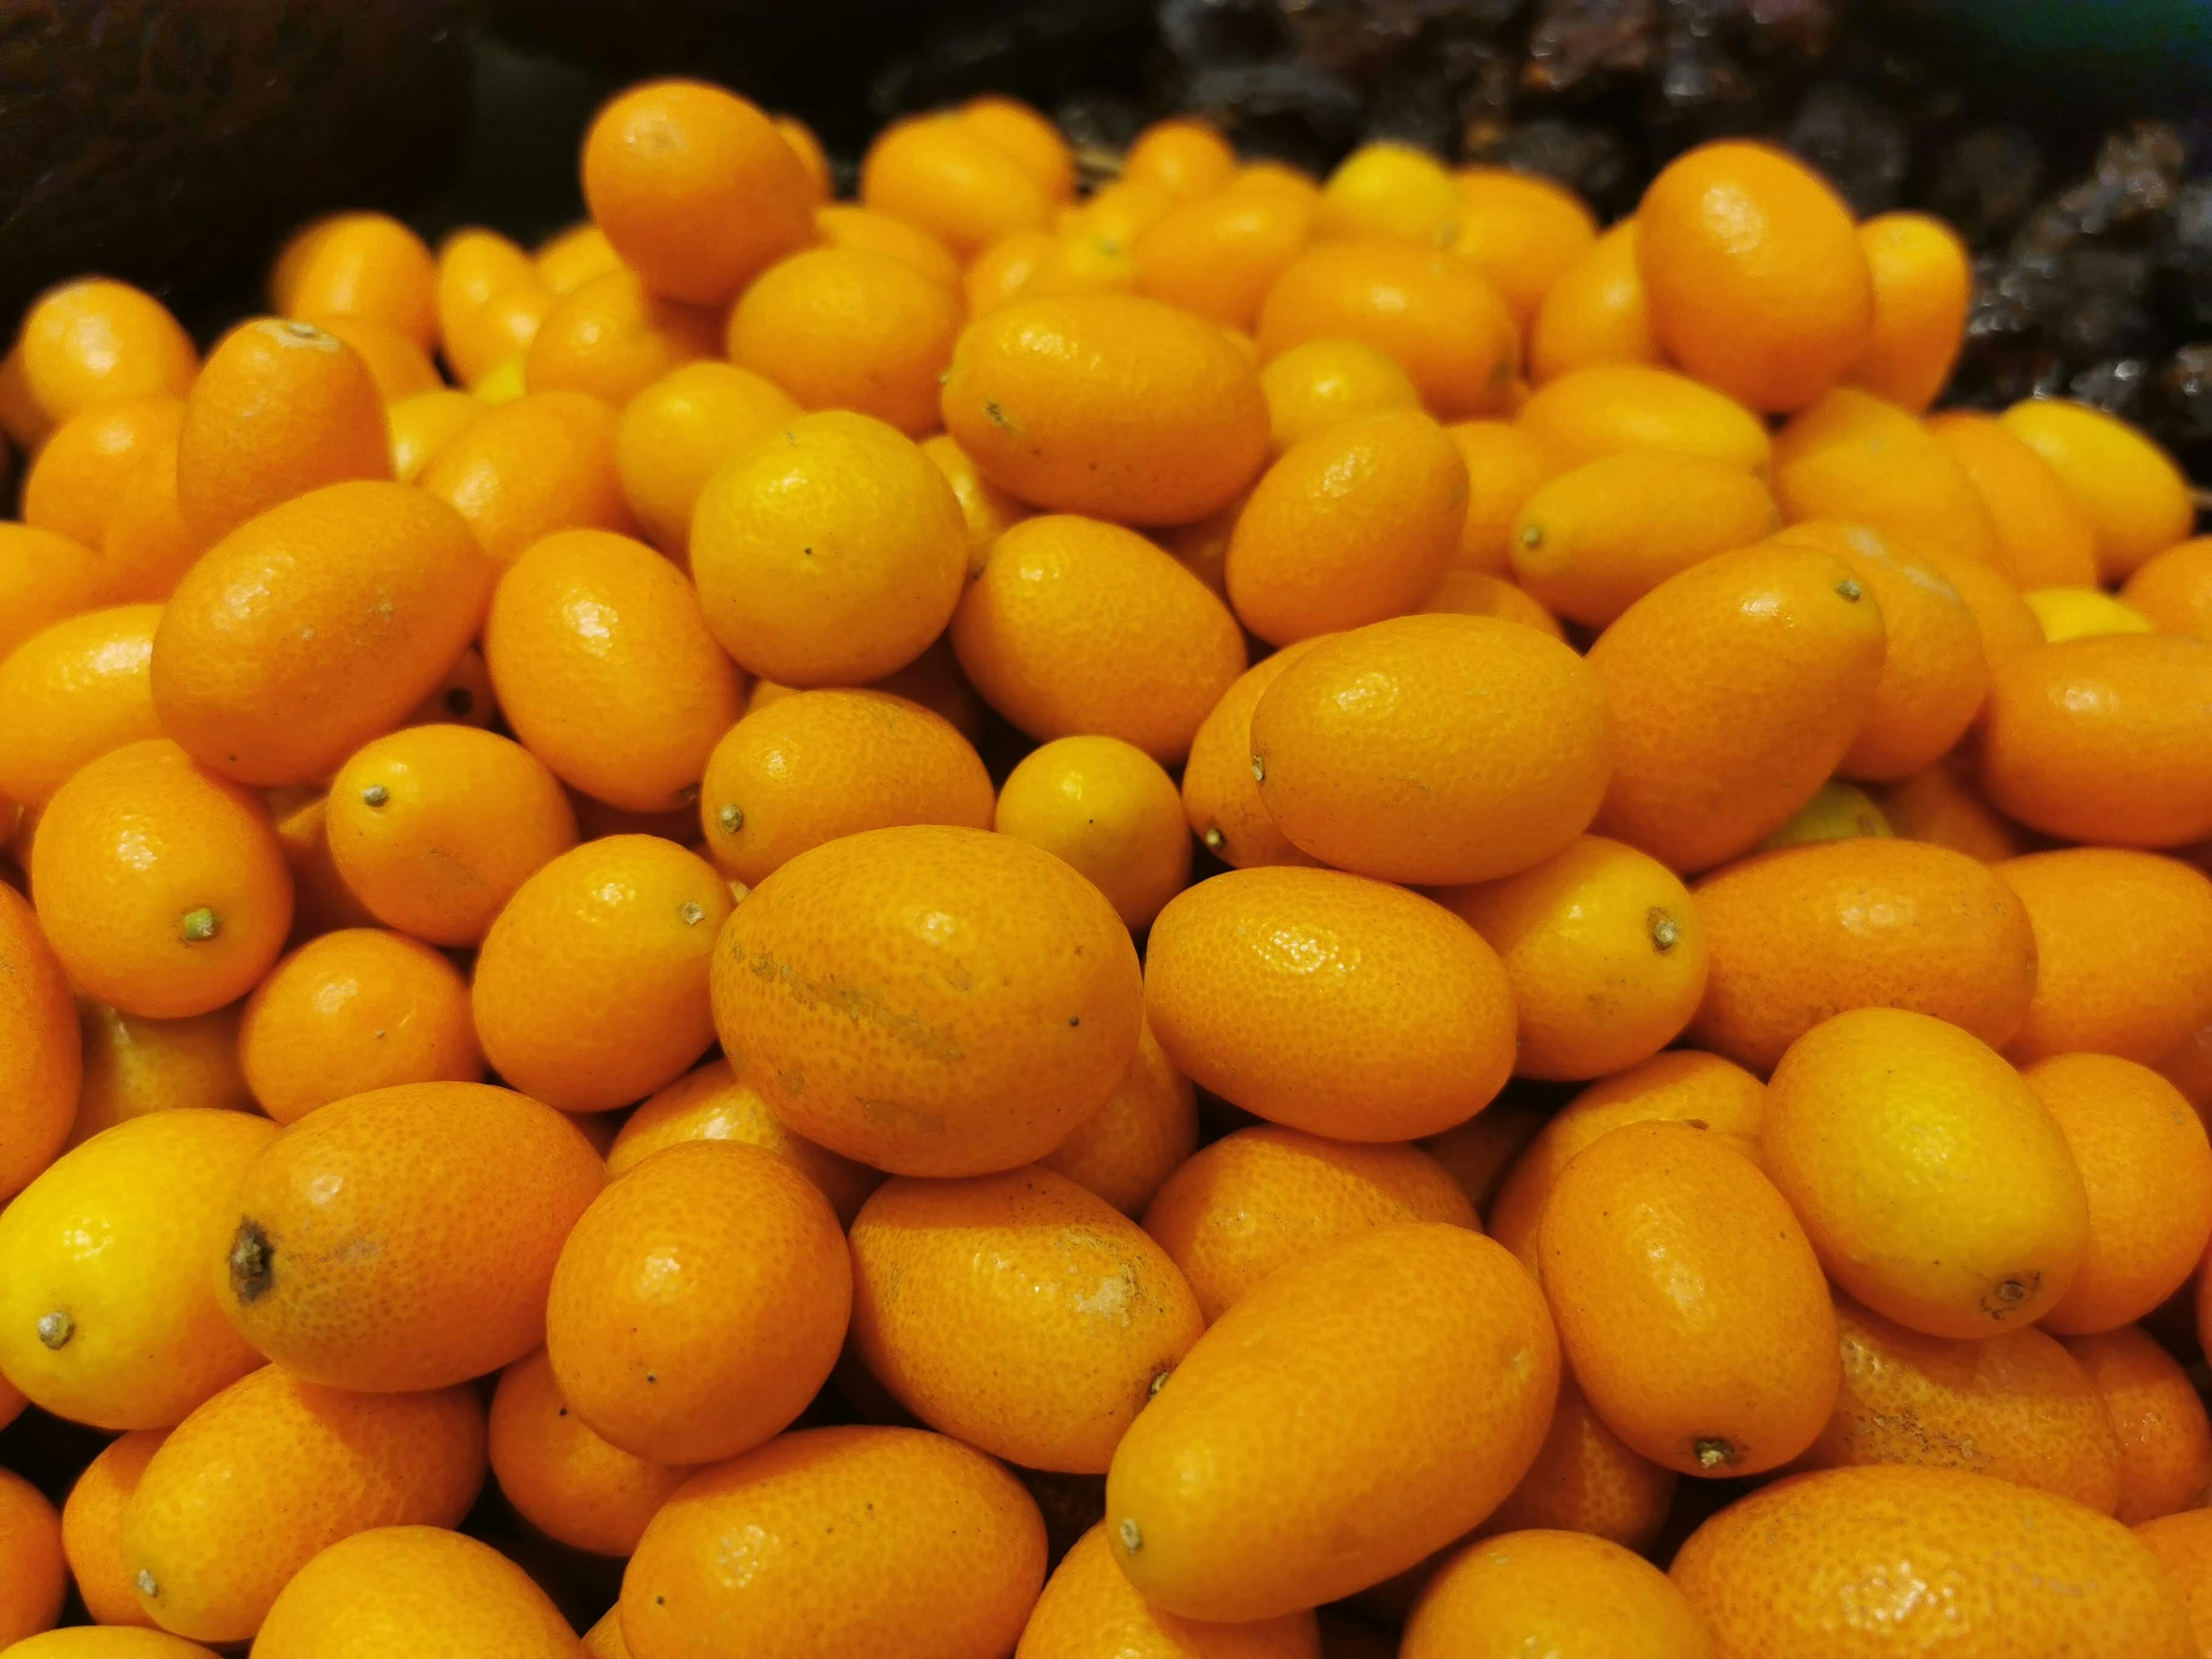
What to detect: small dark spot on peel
<box><xmin>229</xmin><ymin>1221</ymin><xmax>274</xmax><ymax>1303</ymax></box>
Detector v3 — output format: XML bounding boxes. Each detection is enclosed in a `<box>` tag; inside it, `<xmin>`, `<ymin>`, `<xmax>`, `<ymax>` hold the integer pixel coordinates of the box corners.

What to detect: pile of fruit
<box><xmin>3</xmin><ymin>70</ymin><xmax>2212</xmax><ymax>1659</ymax></box>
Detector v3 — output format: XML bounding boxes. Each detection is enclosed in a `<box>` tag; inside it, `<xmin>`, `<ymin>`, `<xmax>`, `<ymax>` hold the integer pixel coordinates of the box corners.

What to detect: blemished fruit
<box><xmin>620</xmin><ymin>1426</ymin><xmax>1047</xmax><ymax>1659</ymax></box>
<box><xmin>2066</xmin><ymin>1325</ymin><xmax>2212</xmax><ymax>1525</ymax></box>
<box><xmin>214</xmin><ymin>1082</ymin><xmax>605</xmax><ymax>1392</ymax></box>
<box><xmin>1675</xmin><ymin>1465</ymin><xmax>2194</xmax><ymax>1657</ymax></box>
<box><xmin>850</xmin><ymin>1166</ymin><xmax>1203</xmax><ymax>1472</ymax></box>
<box><xmin>709</xmin><ymin>824</ymin><xmax>1143</xmax><ymax>1176</ymax></box>
<box><xmin>1145</xmin><ymin>866</ymin><xmax>1515</xmax><ymax>1141</ymax></box>
<box><xmin>1764</xmin><ymin>1008</ymin><xmax>2090</xmax><ymax>1339</ymax></box>
<box><xmin>62</xmin><ymin>1429</ymin><xmax>166</xmax><ymax>1627</ymax></box>
<box><xmin>1403</xmin><ymin>1530</ymin><xmax>1715</xmax><ymax>1659</ymax></box>
<box><xmin>1016</xmin><ymin>1520</ymin><xmax>1321</xmax><ymax>1659</ymax></box>
<box><xmin>1106</xmin><ymin>1224</ymin><xmax>1557</xmax><ymax>1623</ymax></box>
<box><xmin>249</xmin><ymin>1525</ymin><xmax>579</xmax><ymax>1658</ymax></box>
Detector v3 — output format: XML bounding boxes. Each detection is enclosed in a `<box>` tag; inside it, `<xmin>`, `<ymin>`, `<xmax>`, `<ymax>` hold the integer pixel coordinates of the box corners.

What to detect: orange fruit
<box><xmin>605</xmin><ymin>1056</ymin><xmax>882</xmax><ymax>1223</ymax></box>
<box><xmin>922</xmin><ymin>431</ymin><xmax>1030</xmax><ymax>562</ymax></box>
<box><xmin>861</xmin><ymin>113</ymin><xmax>1053</xmax><ymax>260</ymax></box>
<box><xmin>324</xmin><ymin>722</ymin><xmax>577</xmax><ymax>947</ymax></box>
<box><xmin>2</xmin><ymin>1632</ymin><xmax>218</xmax><ymax>1658</ymax></box>
<box><xmin>236</xmin><ymin>929</ymin><xmax>480</xmax><ymax>1125</ymax></box>
<box><xmin>1588</xmin><ymin>543</ymin><xmax>1888</xmax><ymax>873</ymax></box>
<box><xmin>1637</xmin><ymin>140</ymin><xmax>1873</xmax><ymax>412</ymax></box>
<box><xmin>584</xmin><ymin>1608</ymin><xmax>631</xmax><ymax>1659</ymax></box>
<box><xmin>614</xmin><ymin>361</ymin><xmax>799</xmax><ymax>555</ymax></box>
<box><xmin>1256</xmin><ymin>338</ymin><xmax>1422</xmax><ymax>454</ymax></box>
<box><xmin>0</xmin><ymin>522</ymin><xmax>111</xmax><ymax>661</ymax></box>
<box><xmin>1256</xmin><ymin>240</ymin><xmax>1516</xmax><ymax>421</ymax></box>
<box><xmin>1443</xmin><ymin>421</ymin><xmax>1559</xmax><ymax>576</ymax></box>
<box><xmin>1509</xmin><ymin>449</ymin><xmax>1779</xmax><ymax>628</ymax></box>
<box><xmin>1672</xmin><ymin>1465</ymin><xmax>2193</xmax><ymax>1658</ymax></box>
<box><xmin>270</xmin><ymin>793</ymin><xmax>379</xmax><ymax>942</ymax></box>
<box><xmin>956</xmin><ymin>513</ymin><xmax>1251</xmax><ymax>764</ymax></box>
<box><xmin>1878</xmin><ymin>751</ymin><xmax>2028</xmax><ymax>863</ymax></box>
<box><xmin>523</xmin><ymin>268</ymin><xmax>719</xmax><ymax>407</ymax></box>
<box><xmin>728</xmin><ymin>247</ymin><xmax>960</xmax><ymax>438</ymax></box>
<box><xmin>1926</xmin><ymin>409</ymin><xmax>2101</xmax><ymax>588</ymax></box>
<box><xmin>304</xmin><ymin>315</ymin><xmax>439</xmax><ymax>403</ymax></box>
<box><xmin>944</xmin><ymin>291</ymin><xmax>1270</xmax><ymax>525</ymax></box>
<box><xmin>31</xmin><ymin>739</ymin><xmax>291</xmax><ymax>1019</ymax></box>
<box><xmin>403</xmin><ymin>643</ymin><xmax>494</xmax><ymax>728</ymax></box>
<box><xmin>419</xmin><ymin>388</ymin><xmax>635</xmax><ymax>567</ymax></box>
<box><xmin>1420</xmin><ymin>569</ymin><xmax>1565</xmax><ymax>637</ymax></box>
<box><xmin>174</xmin><ymin>320</ymin><xmax>390</xmax><ymax>543</ymax></box>
<box><xmin>2137</xmin><ymin>1508</ymin><xmax>2212</xmax><ymax>1658</ymax></box>
<box><xmin>535</xmin><ymin>223</ymin><xmax>626</xmax><ymax>296</ymax></box>
<box><xmin>1447</xmin><ymin>169</ymin><xmax>1599</xmax><ymax>329</ymax></box>
<box><xmin>1035</xmin><ymin>1018</ymin><xmax>1197</xmax><ymax>1218</ymax></box>
<box><xmin>1844</xmin><ymin>211</ymin><xmax>1970</xmax><ymax>411</ymax></box>
<box><xmin>953</xmin><ymin>95</ymin><xmax>1073</xmax><ymax>202</ymax></box>
<box><xmin>1225</xmin><ymin>406</ymin><xmax>1465</xmax><ymax>645</ymax></box>
<box><xmin>700</xmin><ymin>688</ymin><xmax>992</xmax><ymax>887</ymax></box>
<box><xmin>1146</xmin><ymin>866</ymin><xmax>1514</xmax><ymax>1141</ymax></box>
<box><xmin>1801</xmin><ymin>1296</ymin><xmax>2121</xmax><ymax>1510</ymax></box>
<box><xmin>484</xmin><ymin>527</ymin><xmax>743</xmax><ymax>812</ymax></box>
<box><xmin>621</xmin><ymin>1425</ymin><xmax>1046</xmax><ymax>1659</ymax></box>
<box><xmin>1922</xmin><ymin>547</ymin><xmax>2048</xmax><ymax>684</ymax></box>
<box><xmin>2067</xmin><ymin>1324</ymin><xmax>2212</xmax><ymax>1525</ymax></box>
<box><xmin>18</xmin><ymin>278</ymin><xmax>197</xmax><ymax>423</ymax></box>
<box><xmin>69</xmin><ymin>999</ymin><xmax>252</xmax><ymax>1148</ymax></box>
<box><xmin>119</xmin><ymin>1365</ymin><xmax>484</xmax><ymax>1644</ymax></box>
<box><xmin>384</xmin><ymin>388</ymin><xmax>484</xmax><ymax>484</ymax></box>
<box><xmin>1439</xmin><ymin>835</ymin><xmax>1706</xmax><ymax>1081</ymax></box>
<box><xmin>774</xmin><ymin>112</ymin><xmax>834</xmax><ymax>201</ymax></box>
<box><xmin>249</xmin><ymin>1525</ymin><xmax>577</xmax><ymax>1658</ymax></box>
<box><xmin>994</xmin><ymin>734</ymin><xmax>1190</xmax><ymax>930</ymax></box>
<box><xmin>690</xmin><ymin>410</ymin><xmax>966</xmax><ymax>687</ymax></box>
<box><xmin>1179</xmin><ymin>639</ymin><xmax>1327</xmax><ymax>870</ymax></box>
<box><xmin>24</xmin><ymin>397</ymin><xmax>187</xmax><ymax>551</ymax></box>
<box><xmin>1141</xmin><ymin>1125</ymin><xmax>1473</xmax><ymax>1323</ymax></box>
<box><xmin>1516</xmin><ymin>362</ymin><xmax>1768</xmax><ymax>474</ymax></box>
<box><xmin>2026</xmin><ymin>584</ymin><xmax>2158</xmax><ymax>642</ymax></box>
<box><xmin>582</xmin><ymin>79</ymin><xmax>815</xmax><ymax>305</ymax></box>
<box><xmin>2125</xmin><ymin>536</ymin><xmax>2212</xmax><ymax>637</ymax></box>
<box><xmin>1017</xmin><ymin>1519</ymin><xmax>1320</xmax><ymax>1659</ymax></box>
<box><xmin>849</xmin><ymin>1166</ymin><xmax>1202</xmax><ymax>1471</ymax></box>
<box><xmin>1315</xmin><ymin>142</ymin><xmax>1462</xmax><ymax>245</ymax></box>
<box><xmin>1251</xmin><ymin>613</ymin><xmax>1609</xmax><ymax>884</ymax></box>
<box><xmin>2000</xmin><ymin>849</ymin><xmax>2212</xmax><ymax>1065</ymax></box>
<box><xmin>1225</xmin><ymin>159</ymin><xmax>1321</xmax><ymax>203</ymax></box>
<box><xmin>1421</xmin><ymin>1095</ymin><xmax>1550</xmax><ymax>1218</ymax></box>
<box><xmin>1123</xmin><ymin>118</ymin><xmax>1237</xmax><ymax>200</ymax></box>
<box><xmin>62</xmin><ymin>1429</ymin><xmax>165</xmax><ymax>1627</ymax></box>
<box><xmin>1754</xmin><ymin>779</ymin><xmax>1893</xmax><ymax>850</ymax></box>
<box><xmin>0</xmin><ymin>338</ymin><xmax>51</xmax><ymax>448</ymax></box>
<box><xmin>2025</xmin><ymin>1055</ymin><xmax>2212</xmax><ymax>1336</ymax></box>
<box><xmin>1770</xmin><ymin>387</ymin><xmax>2001</xmax><ymax>568</ymax></box>
<box><xmin>0</xmin><ymin>602</ymin><xmax>162</xmax><ymax>809</ymax></box>
<box><xmin>1107</xmin><ymin>1224</ymin><xmax>1556</xmax><ymax>1623</ymax></box>
<box><xmin>1480</xmin><ymin>1373</ymin><xmax>1676</xmax><ymax>1552</ymax></box>
<box><xmin>447</xmin><ymin>287</ymin><xmax>558</xmax><ymax>392</ymax></box>
<box><xmin>1688</xmin><ymin>837</ymin><xmax>2037</xmax><ymax>1074</ymax></box>
<box><xmin>1982</xmin><ymin>635</ymin><xmax>2212</xmax><ymax>848</ymax></box>
<box><xmin>0</xmin><ymin>1467</ymin><xmax>65</xmax><ymax>1646</ymax></box>
<box><xmin>965</xmin><ymin>228</ymin><xmax>1059</xmax><ymax>315</ymax></box>
<box><xmin>214</xmin><ymin>1081</ymin><xmax>604</xmax><ymax>1391</ymax></box>
<box><xmin>1765</xmin><ymin>1007</ymin><xmax>2090</xmax><ymax>1339</ymax></box>
<box><xmin>1404</xmin><ymin>1529</ymin><xmax>1713</xmax><ymax>1659</ymax></box>
<box><xmin>815</xmin><ymin>202</ymin><xmax>960</xmax><ymax>285</ymax></box>
<box><xmin>472</xmin><ymin>835</ymin><xmax>732</xmax><ymax>1113</ymax></box>
<box><xmin>1528</xmin><ymin>219</ymin><xmax>1656</xmax><ymax>382</ymax></box>
<box><xmin>151</xmin><ymin>480</ymin><xmax>491</xmax><ymax>787</ymax></box>
<box><xmin>1999</xmin><ymin>397</ymin><xmax>2195</xmax><ymax>581</ymax></box>
<box><xmin>1132</xmin><ymin>191</ymin><xmax>1316</xmax><ymax>332</ymax></box>
<box><xmin>546</xmin><ymin>1139</ymin><xmax>848</xmax><ymax>1465</ymax></box>
<box><xmin>88</xmin><ymin>426</ymin><xmax>207</xmax><ymax>607</ymax></box>
<box><xmin>710</xmin><ymin>824</ymin><xmax>1143</xmax><ymax>1176</ymax></box>
<box><xmin>433</xmin><ymin>228</ymin><xmax>538</xmax><ymax>362</ymax></box>
<box><xmin>272</xmin><ymin>212</ymin><xmax>437</xmax><ymax>350</ymax></box>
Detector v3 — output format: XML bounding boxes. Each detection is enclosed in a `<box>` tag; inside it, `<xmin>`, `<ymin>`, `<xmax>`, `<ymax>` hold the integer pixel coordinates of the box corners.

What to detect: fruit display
<box><xmin>3</xmin><ymin>44</ymin><xmax>2212</xmax><ymax>1659</ymax></box>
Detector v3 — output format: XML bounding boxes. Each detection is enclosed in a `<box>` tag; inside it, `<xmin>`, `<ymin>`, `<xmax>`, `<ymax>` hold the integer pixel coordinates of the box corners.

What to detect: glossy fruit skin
<box><xmin>1998</xmin><ymin>849</ymin><xmax>2212</xmax><ymax>1065</ymax></box>
<box><xmin>1517</xmin><ymin>362</ymin><xmax>1768</xmax><ymax>473</ymax></box>
<box><xmin>1999</xmin><ymin>397</ymin><xmax>2195</xmax><ymax>581</ymax></box>
<box><xmin>1688</xmin><ymin>838</ymin><xmax>2038</xmax><ymax>1074</ymax></box>
<box><xmin>547</xmin><ymin>1139</ymin><xmax>849</xmax><ymax>1467</ymax></box>
<box><xmin>1132</xmin><ymin>192</ymin><xmax>1317</xmax><ymax>337</ymax></box>
<box><xmin>120</xmin><ymin>1366</ymin><xmax>485</xmax><ymax>1645</ymax></box>
<box><xmin>273</xmin><ymin>213</ymin><xmax>437</xmax><ymax>350</ymax></box>
<box><xmin>1541</xmin><ymin>1120</ymin><xmax>1839</xmax><ymax>1476</ymax></box>
<box><xmin>0</xmin><ymin>1467</ymin><xmax>66</xmax><ymax>1646</ymax></box>
<box><xmin>7</xmin><ymin>1633</ymin><xmax>221</xmax><ymax>1657</ymax></box>
<box><xmin>19</xmin><ymin>278</ymin><xmax>198</xmax><ymax>423</ymax></box>
<box><xmin>1846</xmin><ymin>212</ymin><xmax>1969</xmax><ymax>412</ymax></box>
<box><xmin>0</xmin><ymin>880</ymin><xmax>79</xmax><ymax>1202</ymax></box>
<box><xmin>1802</xmin><ymin>1296</ymin><xmax>2122</xmax><ymax>1511</ymax></box>
<box><xmin>24</xmin><ymin>397</ymin><xmax>186</xmax><ymax>552</ymax></box>
<box><xmin>1529</xmin><ymin>218</ymin><xmax>1656</xmax><ymax>382</ymax></box>
<box><xmin>523</xmin><ymin>269</ymin><xmax>719</xmax><ymax>408</ymax></box>
<box><xmin>1637</xmin><ymin>141</ymin><xmax>1873</xmax><ymax>413</ymax></box>
<box><xmin>995</xmin><ymin>735</ymin><xmax>1190</xmax><ymax>931</ymax></box>
<box><xmin>215</xmin><ymin>1082</ymin><xmax>605</xmax><ymax>1392</ymax></box>
<box><xmin>729</xmin><ymin>247</ymin><xmax>960</xmax><ymax>438</ymax></box>
<box><xmin>1451</xmin><ymin>168</ymin><xmax>1600</xmax><ymax>327</ymax></box>
<box><xmin>850</xmin><ymin>1166</ymin><xmax>1201</xmax><ymax>1472</ymax></box>
<box><xmin>1982</xmin><ymin>635</ymin><xmax>2212</xmax><ymax>849</ymax></box>
<box><xmin>2123</xmin><ymin>537</ymin><xmax>2212</xmax><ymax>637</ymax></box>
<box><xmin>0</xmin><ymin>521</ymin><xmax>111</xmax><ymax>661</ymax></box>
<box><xmin>151</xmin><ymin>480</ymin><xmax>491</xmax><ymax>787</ymax></box>
<box><xmin>1927</xmin><ymin>411</ymin><xmax>2100</xmax><ymax>589</ymax></box>
<box><xmin>1107</xmin><ymin>1224</ymin><xmax>1557</xmax><ymax>1624</ymax></box>
<box><xmin>31</xmin><ymin>739</ymin><xmax>294</xmax><ymax>1019</ymax></box>
<box><xmin>62</xmin><ymin>1429</ymin><xmax>165</xmax><ymax>1627</ymax></box>
<box><xmin>1180</xmin><ymin>643</ymin><xmax>1328</xmax><ymax>872</ymax></box>
<box><xmin>943</xmin><ymin>293</ymin><xmax>1270</xmax><ymax>527</ymax></box>
<box><xmin>1481</xmin><ymin>1373</ymin><xmax>1677</xmax><ymax>1551</ymax></box>
<box><xmin>1764</xmin><ymin>1008</ymin><xmax>2090</xmax><ymax>1339</ymax></box>
<box><xmin>1404</xmin><ymin>1529</ymin><xmax>1715</xmax><ymax>1659</ymax></box>
<box><xmin>489</xmin><ymin>1346</ymin><xmax>688</xmax><ymax>1558</ymax></box>
<box><xmin>1225</xmin><ymin>407</ymin><xmax>1467</xmax><ymax>646</ymax></box>
<box><xmin>248</xmin><ymin>1524</ymin><xmax>579</xmax><ymax>1659</ymax></box>
<box><xmin>0</xmin><ymin>603</ymin><xmax>162</xmax><ymax>810</ymax></box>
<box><xmin>1257</xmin><ymin>338</ymin><xmax>1421</xmax><ymax>457</ymax></box>
<box><xmin>1587</xmin><ymin>544</ymin><xmax>1888</xmax><ymax>874</ymax></box>
<box><xmin>2025</xmin><ymin>1055</ymin><xmax>2212</xmax><ymax>1336</ymax></box>
<box><xmin>862</xmin><ymin>114</ymin><xmax>1052</xmax><ymax>261</ymax></box>
<box><xmin>419</xmin><ymin>390</ymin><xmax>636</xmax><ymax>568</ymax></box>
<box><xmin>1672</xmin><ymin>1465</ymin><xmax>2195</xmax><ymax>1659</ymax></box>
<box><xmin>710</xmin><ymin>824</ymin><xmax>1143</xmax><ymax>1177</ymax></box>
<box><xmin>2070</xmin><ymin>1326</ymin><xmax>2212</xmax><ymax>1526</ymax></box>
<box><xmin>2135</xmin><ymin>1509</ymin><xmax>2212</xmax><ymax>1659</ymax></box>
<box><xmin>620</xmin><ymin>1425</ymin><xmax>1047</xmax><ymax>1659</ymax></box>
<box><xmin>615</xmin><ymin>361</ymin><xmax>798</xmax><ymax>555</ymax></box>
<box><xmin>1146</xmin><ymin>867</ymin><xmax>1515</xmax><ymax>1142</ymax></box>
<box><xmin>0</xmin><ymin>1109</ymin><xmax>276</xmax><ymax>1429</ymax></box>
<box><xmin>1142</xmin><ymin>1125</ymin><xmax>1473</xmax><ymax>1323</ymax></box>
<box><xmin>1017</xmin><ymin>1521</ymin><xmax>1320</xmax><ymax>1659</ymax></box>
<box><xmin>1037</xmin><ymin>1019</ymin><xmax>1197</xmax><ymax>1218</ymax></box>
<box><xmin>952</xmin><ymin>515</ymin><xmax>1248</xmax><ymax>767</ymax></box>
<box><xmin>1440</xmin><ymin>835</ymin><xmax>1708</xmax><ymax>1082</ymax></box>
<box><xmin>1252</xmin><ymin>613</ymin><xmax>1610</xmax><ymax>886</ymax></box>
